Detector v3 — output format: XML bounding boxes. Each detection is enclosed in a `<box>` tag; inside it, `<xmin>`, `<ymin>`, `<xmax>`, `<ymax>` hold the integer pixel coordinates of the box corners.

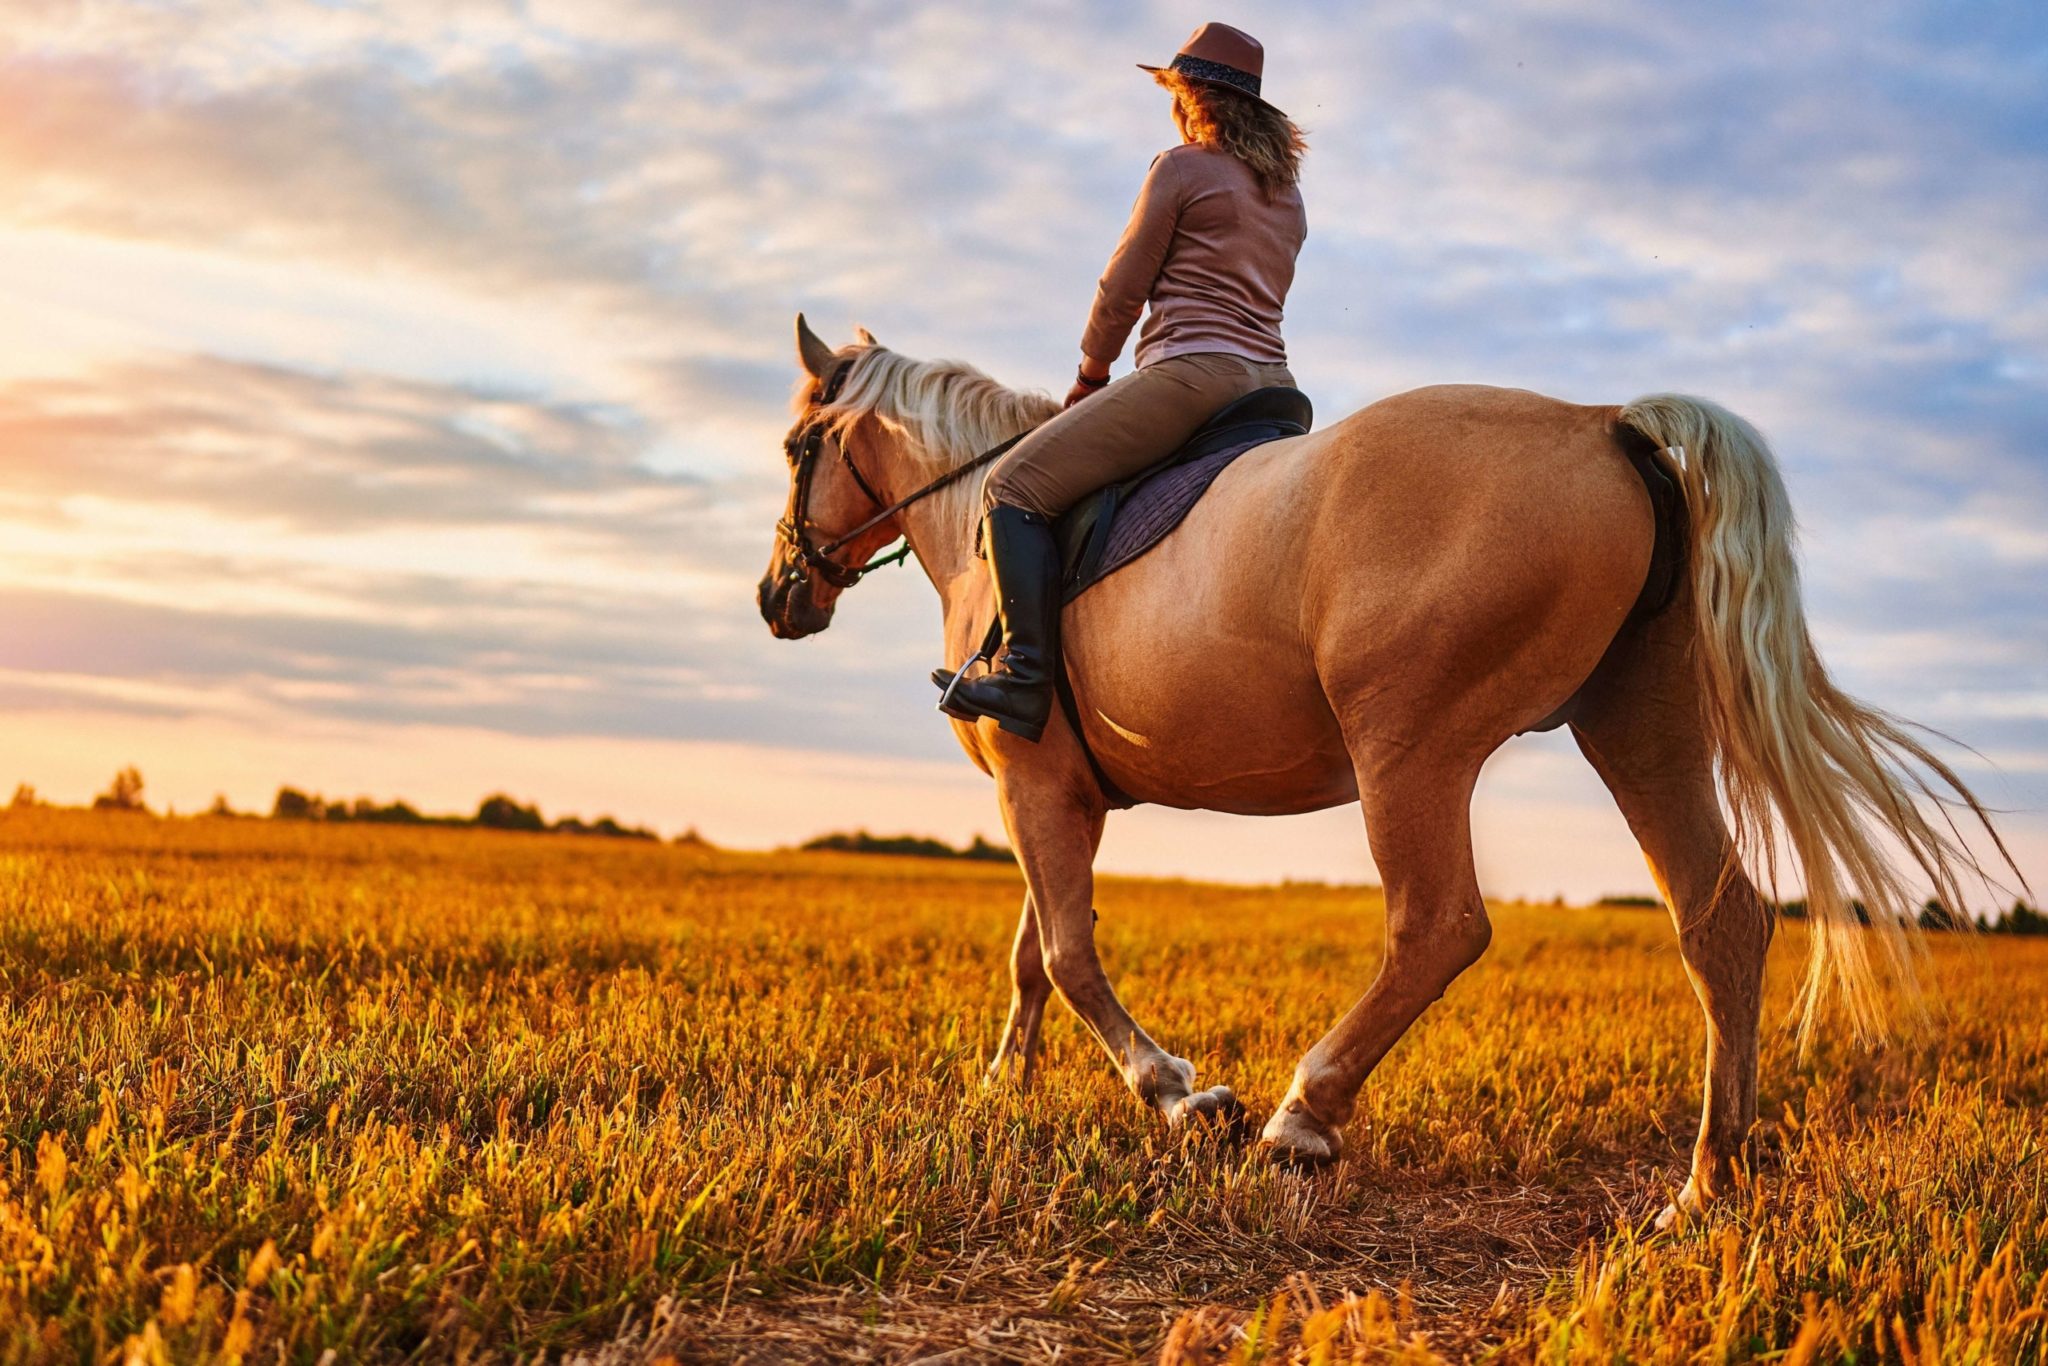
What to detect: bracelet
<box><xmin>1075</xmin><ymin>366</ymin><xmax>1110</xmax><ymax>389</ymax></box>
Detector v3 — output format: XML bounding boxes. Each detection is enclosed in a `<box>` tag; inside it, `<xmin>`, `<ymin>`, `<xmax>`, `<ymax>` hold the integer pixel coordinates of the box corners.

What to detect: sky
<box><xmin>0</xmin><ymin>0</ymin><xmax>2042</xmax><ymax>901</ymax></box>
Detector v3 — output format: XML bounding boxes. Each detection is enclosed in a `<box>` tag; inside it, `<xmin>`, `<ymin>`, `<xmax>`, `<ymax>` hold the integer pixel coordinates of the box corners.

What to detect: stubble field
<box><xmin>0</xmin><ymin>809</ymin><xmax>2043</xmax><ymax>1362</ymax></box>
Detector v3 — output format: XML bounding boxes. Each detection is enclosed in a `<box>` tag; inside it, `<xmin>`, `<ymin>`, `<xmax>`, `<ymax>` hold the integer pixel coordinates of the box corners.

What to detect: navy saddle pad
<box><xmin>1054</xmin><ymin>387</ymin><xmax>1314</xmax><ymax>602</ymax></box>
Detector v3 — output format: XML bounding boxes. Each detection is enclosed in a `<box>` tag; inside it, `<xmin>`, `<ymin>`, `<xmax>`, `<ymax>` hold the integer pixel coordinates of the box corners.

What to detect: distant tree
<box><xmin>1597</xmin><ymin>894</ymin><xmax>1662</xmax><ymax>909</ymax></box>
<box><xmin>272</xmin><ymin>787</ymin><xmax>322</xmax><ymax>820</ymax></box>
<box><xmin>92</xmin><ymin>766</ymin><xmax>146</xmax><ymax>812</ymax></box>
<box><xmin>1995</xmin><ymin>901</ymin><xmax>2048</xmax><ymax>937</ymax></box>
<box><xmin>476</xmin><ymin>794</ymin><xmax>546</xmax><ymax>832</ymax></box>
<box><xmin>9</xmin><ymin>783</ymin><xmax>39</xmax><ymax>810</ymax></box>
<box><xmin>802</xmin><ymin>829</ymin><xmax>1014</xmax><ymax>862</ymax></box>
<box><xmin>347</xmin><ymin>797</ymin><xmax>425</xmax><ymax>825</ymax></box>
<box><xmin>1777</xmin><ymin>898</ymin><xmax>1873</xmax><ymax>925</ymax></box>
<box><xmin>673</xmin><ymin>827</ymin><xmax>713</xmax><ymax>849</ymax></box>
<box><xmin>961</xmin><ymin>835</ymin><xmax>1016</xmax><ymax>863</ymax></box>
<box><xmin>207</xmin><ymin>794</ymin><xmax>238</xmax><ymax>818</ymax></box>
<box><xmin>1918</xmin><ymin>899</ymin><xmax>1966</xmax><ymax>931</ymax></box>
<box><xmin>550</xmin><ymin>812</ymin><xmax>657</xmax><ymax>840</ymax></box>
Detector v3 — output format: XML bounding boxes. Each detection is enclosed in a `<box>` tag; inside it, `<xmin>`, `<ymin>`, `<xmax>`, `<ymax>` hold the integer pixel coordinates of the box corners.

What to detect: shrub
<box><xmin>92</xmin><ymin>767</ymin><xmax>146</xmax><ymax>812</ymax></box>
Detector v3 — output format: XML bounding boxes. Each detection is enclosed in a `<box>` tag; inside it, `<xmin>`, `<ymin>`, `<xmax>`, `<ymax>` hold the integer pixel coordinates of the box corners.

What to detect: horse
<box><xmin>757</xmin><ymin>313</ymin><xmax>2015</xmax><ymax>1223</ymax></box>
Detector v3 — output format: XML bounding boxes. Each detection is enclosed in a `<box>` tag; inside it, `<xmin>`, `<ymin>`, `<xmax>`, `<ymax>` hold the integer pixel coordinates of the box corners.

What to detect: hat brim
<box><xmin>1136</xmin><ymin>61</ymin><xmax>1286</xmax><ymax>115</ymax></box>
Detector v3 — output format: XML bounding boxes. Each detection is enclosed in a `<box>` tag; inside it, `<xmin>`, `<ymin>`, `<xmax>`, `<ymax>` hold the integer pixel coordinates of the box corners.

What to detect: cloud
<box><xmin>0</xmin><ymin>353</ymin><xmax>956</xmax><ymax>758</ymax></box>
<box><xmin>0</xmin><ymin>355</ymin><xmax>705</xmax><ymax>547</ymax></box>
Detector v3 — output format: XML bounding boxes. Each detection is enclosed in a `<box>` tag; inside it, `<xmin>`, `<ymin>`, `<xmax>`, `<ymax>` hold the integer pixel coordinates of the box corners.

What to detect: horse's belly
<box><xmin>1061</xmin><ymin>532</ymin><xmax>1356</xmax><ymax>816</ymax></box>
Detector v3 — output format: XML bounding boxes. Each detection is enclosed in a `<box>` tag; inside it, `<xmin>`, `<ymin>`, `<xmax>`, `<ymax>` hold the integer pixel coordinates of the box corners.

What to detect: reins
<box><xmin>777</xmin><ymin>359</ymin><xmax>1029</xmax><ymax>590</ymax></box>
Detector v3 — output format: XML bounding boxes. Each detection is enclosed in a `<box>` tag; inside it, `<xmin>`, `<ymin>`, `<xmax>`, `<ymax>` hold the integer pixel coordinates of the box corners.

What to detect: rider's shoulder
<box><xmin>1155</xmin><ymin>141</ymin><xmax>1241</xmax><ymax>179</ymax></box>
<box><xmin>1149</xmin><ymin>143</ymin><xmax>1214</xmax><ymax>185</ymax></box>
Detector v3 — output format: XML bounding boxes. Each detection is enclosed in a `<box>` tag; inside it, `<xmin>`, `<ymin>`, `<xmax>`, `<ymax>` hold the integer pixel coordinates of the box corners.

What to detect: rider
<box><xmin>936</xmin><ymin>22</ymin><xmax>1309</xmax><ymax>742</ymax></box>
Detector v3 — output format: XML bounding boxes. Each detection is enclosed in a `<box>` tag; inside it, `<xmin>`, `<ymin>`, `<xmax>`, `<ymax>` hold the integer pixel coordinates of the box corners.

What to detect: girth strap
<box><xmin>1051</xmin><ymin>644</ymin><xmax>1140</xmax><ymax>811</ymax></box>
<box><xmin>963</xmin><ymin>615</ymin><xmax>1140</xmax><ymax>811</ymax></box>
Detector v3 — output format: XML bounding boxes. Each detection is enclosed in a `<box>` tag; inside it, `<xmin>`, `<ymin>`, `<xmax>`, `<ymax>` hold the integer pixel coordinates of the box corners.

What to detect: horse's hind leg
<box><xmin>1569</xmin><ymin>614</ymin><xmax>1773</xmax><ymax>1224</ymax></box>
<box><xmin>1263</xmin><ymin>752</ymin><xmax>1492</xmax><ymax>1163</ymax></box>
<box><xmin>989</xmin><ymin>886</ymin><xmax>1062</xmax><ymax>1087</ymax></box>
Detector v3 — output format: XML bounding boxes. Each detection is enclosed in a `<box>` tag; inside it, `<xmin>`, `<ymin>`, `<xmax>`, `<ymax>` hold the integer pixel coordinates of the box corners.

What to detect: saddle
<box><xmin>1054</xmin><ymin>386</ymin><xmax>1315</xmax><ymax>601</ymax></box>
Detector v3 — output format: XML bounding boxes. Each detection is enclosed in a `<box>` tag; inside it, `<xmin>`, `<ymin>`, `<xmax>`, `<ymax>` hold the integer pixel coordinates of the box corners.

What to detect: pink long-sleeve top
<box><xmin>1080</xmin><ymin>141</ymin><xmax>1307</xmax><ymax>370</ymax></box>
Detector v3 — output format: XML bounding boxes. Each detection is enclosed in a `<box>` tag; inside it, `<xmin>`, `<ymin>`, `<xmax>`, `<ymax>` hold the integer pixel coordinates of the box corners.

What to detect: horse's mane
<box><xmin>795</xmin><ymin>345</ymin><xmax>1058</xmax><ymax>530</ymax></box>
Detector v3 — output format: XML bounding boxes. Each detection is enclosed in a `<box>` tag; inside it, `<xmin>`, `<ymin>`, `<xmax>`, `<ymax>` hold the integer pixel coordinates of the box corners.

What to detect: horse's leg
<box><xmin>988</xmin><ymin>892</ymin><xmax>1053</xmax><ymax>1087</ymax></box>
<box><xmin>1262</xmin><ymin>755</ymin><xmax>1491</xmax><ymax>1163</ymax></box>
<box><xmin>998</xmin><ymin>770</ymin><xmax>1235</xmax><ymax>1122</ymax></box>
<box><xmin>1570</xmin><ymin>619</ymin><xmax>1773</xmax><ymax>1226</ymax></box>
<box><xmin>990</xmin><ymin>801</ymin><xmax>1111</xmax><ymax>1086</ymax></box>
<box><xmin>991</xmin><ymin>808</ymin><xmax>1113</xmax><ymax>1086</ymax></box>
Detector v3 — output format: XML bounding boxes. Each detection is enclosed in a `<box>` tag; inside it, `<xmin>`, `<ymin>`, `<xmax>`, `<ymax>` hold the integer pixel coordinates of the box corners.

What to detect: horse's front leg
<box><xmin>997</xmin><ymin>763</ymin><xmax>1236</xmax><ymax>1124</ymax></box>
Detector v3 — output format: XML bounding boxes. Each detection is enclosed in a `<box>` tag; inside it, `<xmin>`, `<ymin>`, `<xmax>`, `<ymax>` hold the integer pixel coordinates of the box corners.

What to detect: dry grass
<box><xmin>0</xmin><ymin>809</ymin><xmax>2041</xmax><ymax>1362</ymax></box>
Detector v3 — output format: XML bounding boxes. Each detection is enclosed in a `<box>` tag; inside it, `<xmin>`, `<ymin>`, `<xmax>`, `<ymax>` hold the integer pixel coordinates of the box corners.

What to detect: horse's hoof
<box><xmin>1169</xmin><ymin>1085</ymin><xmax>1244</xmax><ymax>1129</ymax></box>
<box><xmin>1259</xmin><ymin>1097</ymin><xmax>1341</xmax><ymax>1168</ymax></box>
<box><xmin>1654</xmin><ymin>1176</ymin><xmax>1705</xmax><ymax>1232</ymax></box>
<box><xmin>984</xmin><ymin>1059</ymin><xmax>1032</xmax><ymax>1091</ymax></box>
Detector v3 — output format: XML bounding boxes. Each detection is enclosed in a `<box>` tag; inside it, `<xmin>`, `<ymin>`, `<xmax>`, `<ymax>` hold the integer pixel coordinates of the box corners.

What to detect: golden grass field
<box><xmin>0</xmin><ymin>808</ymin><xmax>2043</xmax><ymax>1363</ymax></box>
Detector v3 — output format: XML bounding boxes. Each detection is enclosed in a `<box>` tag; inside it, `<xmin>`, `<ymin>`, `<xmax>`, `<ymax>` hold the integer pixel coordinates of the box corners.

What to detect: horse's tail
<box><xmin>1617</xmin><ymin>393</ymin><xmax>2023</xmax><ymax>1047</ymax></box>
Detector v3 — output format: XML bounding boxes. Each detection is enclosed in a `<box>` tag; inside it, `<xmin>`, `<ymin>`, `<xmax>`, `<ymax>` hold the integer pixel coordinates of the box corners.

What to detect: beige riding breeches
<box><xmin>982</xmin><ymin>351</ymin><xmax>1297</xmax><ymax>518</ymax></box>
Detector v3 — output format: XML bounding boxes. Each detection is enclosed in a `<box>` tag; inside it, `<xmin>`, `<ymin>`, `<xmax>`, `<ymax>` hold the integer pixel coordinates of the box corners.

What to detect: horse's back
<box><xmin>1063</xmin><ymin>384</ymin><xmax>1655</xmax><ymax>810</ymax></box>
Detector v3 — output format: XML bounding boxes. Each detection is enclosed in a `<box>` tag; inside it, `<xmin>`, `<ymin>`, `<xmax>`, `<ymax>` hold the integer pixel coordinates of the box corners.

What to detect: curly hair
<box><xmin>1155</xmin><ymin>69</ymin><xmax>1308</xmax><ymax>197</ymax></box>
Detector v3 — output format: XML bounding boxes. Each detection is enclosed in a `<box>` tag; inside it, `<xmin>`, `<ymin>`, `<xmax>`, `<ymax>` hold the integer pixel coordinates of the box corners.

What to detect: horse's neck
<box><xmin>878</xmin><ymin>433</ymin><xmax>992</xmax><ymax>647</ymax></box>
<box><xmin>890</xmin><ymin>458</ymin><xmax>981</xmax><ymax>586</ymax></box>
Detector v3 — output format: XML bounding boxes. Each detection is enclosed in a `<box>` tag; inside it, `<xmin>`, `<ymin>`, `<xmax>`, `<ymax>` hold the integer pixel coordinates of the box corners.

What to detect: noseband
<box><xmin>775</xmin><ymin>358</ymin><xmax>1030</xmax><ymax>591</ymax></box>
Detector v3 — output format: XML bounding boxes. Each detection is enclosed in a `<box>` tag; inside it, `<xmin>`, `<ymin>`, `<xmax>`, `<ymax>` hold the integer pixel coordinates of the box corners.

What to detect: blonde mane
<box><xmin>794</xmin><ymin>345</ymin><xmax>1059</xmax><ymax>531</ymax></box>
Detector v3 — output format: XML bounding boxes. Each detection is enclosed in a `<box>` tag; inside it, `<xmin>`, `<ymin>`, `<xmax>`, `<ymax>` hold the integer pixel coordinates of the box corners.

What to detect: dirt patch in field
<box><xmin>593</xmin><ymin>1158</ymin><xmax>1672</xmax><ymax>1363</ymax></box>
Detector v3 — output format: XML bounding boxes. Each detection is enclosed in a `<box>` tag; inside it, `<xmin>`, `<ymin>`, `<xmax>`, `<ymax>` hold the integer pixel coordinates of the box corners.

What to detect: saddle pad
<box><xmin>1058</xmin><ymin>428</ymin><xmax>1295</xmax><ymax>601</ymax></box>
<box><xmin>1097</xmin><ymin>435</ymin><xmax>1269</xmax><ymax>589</ymax></box>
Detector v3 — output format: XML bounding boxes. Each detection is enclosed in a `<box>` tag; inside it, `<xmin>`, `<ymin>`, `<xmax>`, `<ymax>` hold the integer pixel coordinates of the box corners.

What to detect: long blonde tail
<box><xmin>1617</xmin><ymin>394</ymin><xmax>2023</xmax><ymax>1046</ymax></box>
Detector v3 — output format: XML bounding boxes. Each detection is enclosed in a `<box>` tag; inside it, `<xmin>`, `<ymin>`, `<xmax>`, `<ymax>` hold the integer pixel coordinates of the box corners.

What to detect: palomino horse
<box><xmin>758</xmin><ymin>314</ymin><xmax>2012</xmax><ymax>1222</ymax></box>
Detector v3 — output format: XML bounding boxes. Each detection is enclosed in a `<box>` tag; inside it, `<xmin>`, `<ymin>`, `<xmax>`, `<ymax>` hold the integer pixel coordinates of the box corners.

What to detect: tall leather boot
<box><xmin>933</xmin><ymin>505</ymin><xmax>1059</xmax><ymax>742</ymax></box>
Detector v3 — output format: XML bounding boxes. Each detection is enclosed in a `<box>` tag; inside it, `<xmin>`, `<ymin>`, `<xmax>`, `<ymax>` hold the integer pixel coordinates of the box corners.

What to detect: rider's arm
<box><xmin>1079</xmin><ymin>150</ymin><xmax>1182</xmax><ymax>369</ymax></box>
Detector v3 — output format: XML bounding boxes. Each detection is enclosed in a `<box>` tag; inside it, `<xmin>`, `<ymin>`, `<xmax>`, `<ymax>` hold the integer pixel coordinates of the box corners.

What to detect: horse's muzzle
<box><xmin>758</xmin><ymin>572</ymin><xmax>833</xmax><ymax>640</ymax></box>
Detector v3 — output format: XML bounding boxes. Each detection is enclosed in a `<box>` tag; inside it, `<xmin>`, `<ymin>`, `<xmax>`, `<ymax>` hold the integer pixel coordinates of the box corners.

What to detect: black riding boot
<box><xmin>933</xmin><ymin>505</ymin><xmax>1059</xmax><ymax>742</ymax></box>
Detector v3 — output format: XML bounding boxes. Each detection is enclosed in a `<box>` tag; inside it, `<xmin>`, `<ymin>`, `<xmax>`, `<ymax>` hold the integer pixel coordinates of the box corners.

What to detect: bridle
<box><xmin>774</xmin><ymin>358</ymin><xmax>1029</xmax><ymax>591</ymax></box>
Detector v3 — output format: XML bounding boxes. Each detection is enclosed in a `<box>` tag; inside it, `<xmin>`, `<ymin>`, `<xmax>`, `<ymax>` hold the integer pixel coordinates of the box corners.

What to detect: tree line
<box><xmin>269</xmin><ymin>787</ymin><xmax>663</xmax><ymax>841</ymax></box>
<box><xmin>10</xmin><ymin>767</ymin><xmax>686</xmax><ymax>844</ymax></box>
<box><xmin>1599</xmin><ymin>889</ymin><xmax>2045</xmax><ymax>935</ymax></box>
<box><xmin>800</xmin><ymin>829</ymin><xmax>1015</xmax><ymax>862</ymax></box>
<box><xmin>17</xmin><ymin>769</ymin><xmax>2035</xmax><ymax>903</ymax></box>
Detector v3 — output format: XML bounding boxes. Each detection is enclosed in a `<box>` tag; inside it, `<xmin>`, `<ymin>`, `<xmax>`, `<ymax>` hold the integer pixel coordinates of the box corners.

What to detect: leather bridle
<box><xmin>774</xmin><ymin>358</ymin><xmax>1030</xmax><ymax>591</ymax></box>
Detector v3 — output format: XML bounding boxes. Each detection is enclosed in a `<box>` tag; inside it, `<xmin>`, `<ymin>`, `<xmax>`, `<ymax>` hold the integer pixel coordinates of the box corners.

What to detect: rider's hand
<box><xmin>1065</xmin><ymin>360</ymin><xmax>1111</xmax><ymax>409</ymax></box>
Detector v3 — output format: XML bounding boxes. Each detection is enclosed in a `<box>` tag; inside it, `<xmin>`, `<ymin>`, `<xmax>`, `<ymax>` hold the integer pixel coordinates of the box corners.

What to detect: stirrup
<box><xmin>935</xmin><ymin>621</ymin><xmax>1004</xmax><ymax>715</ymax></box>
<box><xmin>935</xmin><ymin>648</ymin><xmax>990</xmax><ymax>714</ymax></box>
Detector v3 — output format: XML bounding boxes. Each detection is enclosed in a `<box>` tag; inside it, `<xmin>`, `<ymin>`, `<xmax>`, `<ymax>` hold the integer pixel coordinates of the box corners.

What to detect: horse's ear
<box><xmin>854</xmin><ymin>325</ymin><xmax>879</xmax><ymax>347</ymax></box>
<box><xmin>795</xmin><ymin>313</ymin><xmax>835</xmax><ymax>378</ymax></box>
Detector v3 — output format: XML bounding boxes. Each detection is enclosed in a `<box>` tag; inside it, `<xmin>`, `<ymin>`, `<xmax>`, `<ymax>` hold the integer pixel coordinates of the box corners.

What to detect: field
<box><xmin>0</xmin><ymin>810</ymin><xmax>2043</xmax><ymax>1363</ymax></box>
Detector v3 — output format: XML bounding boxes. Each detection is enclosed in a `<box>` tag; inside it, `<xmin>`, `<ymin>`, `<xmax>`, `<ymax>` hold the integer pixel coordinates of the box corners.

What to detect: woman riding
<box><xmin>936</xmin><ymin>22</ymin><xmax>1310</xmax><ymax>741</ymax></box>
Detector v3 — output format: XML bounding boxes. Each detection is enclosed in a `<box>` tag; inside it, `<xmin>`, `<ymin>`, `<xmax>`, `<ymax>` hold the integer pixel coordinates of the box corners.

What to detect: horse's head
<box><xmin>757</xmin><ymin>313</ymin><xmax>906</xmax><ymax>639</ymax></box>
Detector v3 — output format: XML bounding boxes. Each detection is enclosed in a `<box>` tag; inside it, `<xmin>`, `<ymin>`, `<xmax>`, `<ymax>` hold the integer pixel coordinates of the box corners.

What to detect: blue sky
<box><xmin>0</xmin><ymin>0</ymin><xmax>2041</xmax><ymax>899</ymax></box>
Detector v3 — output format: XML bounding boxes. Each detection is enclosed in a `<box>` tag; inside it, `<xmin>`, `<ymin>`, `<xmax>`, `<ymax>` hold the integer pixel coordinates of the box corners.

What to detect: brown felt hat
<box><xmin>1137</xmin><ymin>21</ymin><xmax>1284</xmax><ymax>114</ymax></box>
